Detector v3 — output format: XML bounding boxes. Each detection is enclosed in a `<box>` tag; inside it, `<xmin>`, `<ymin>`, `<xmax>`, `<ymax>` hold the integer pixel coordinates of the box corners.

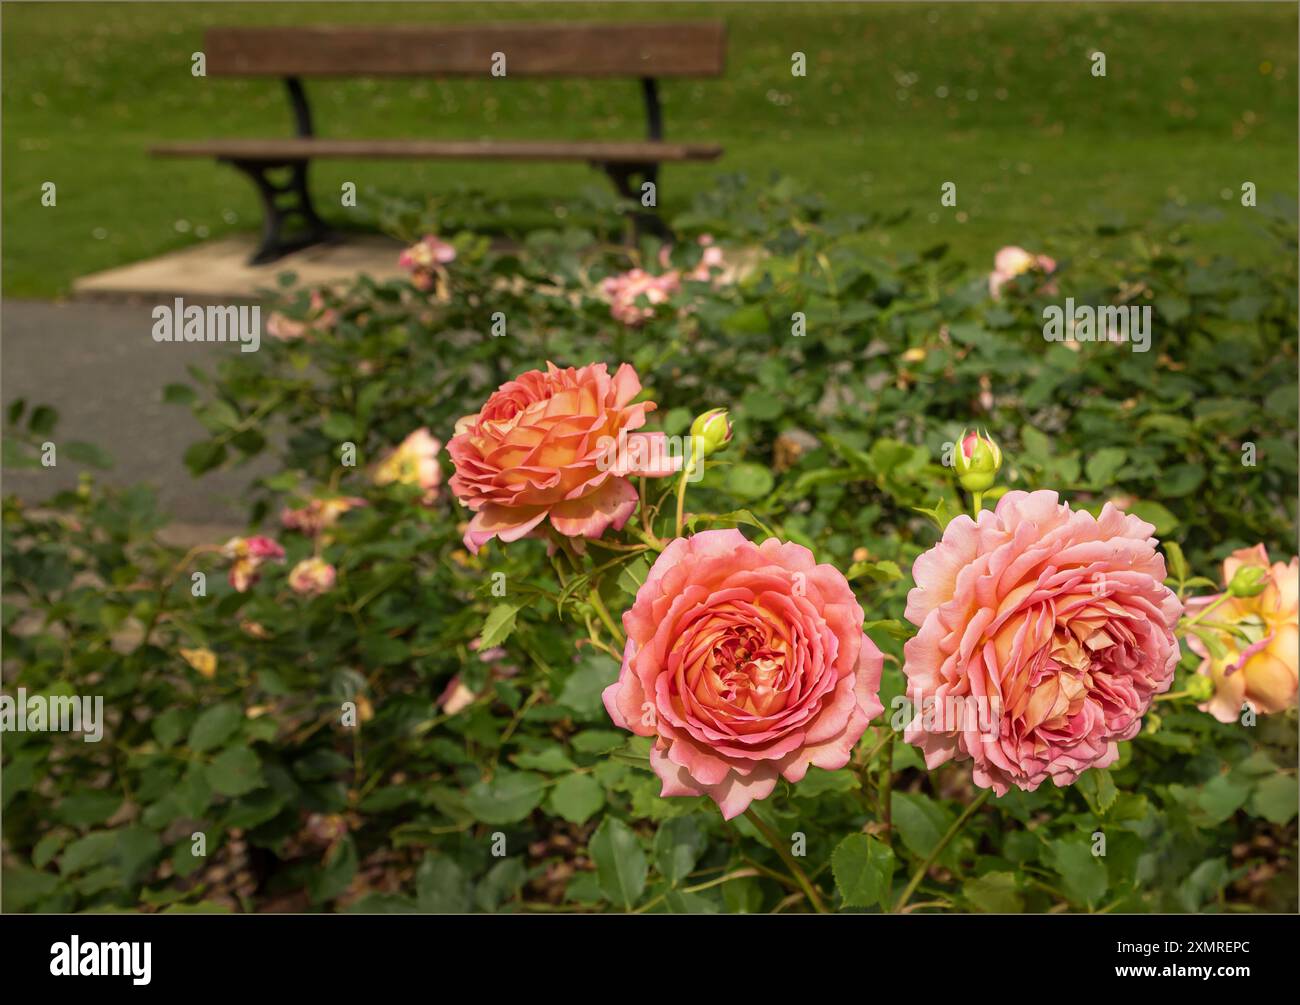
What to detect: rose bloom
<box><xmin>266</xmin><ymin>311</ymin><xmax>309</xmax><ymax>342</ymax></box>
<box><xmin>988</xmin><ymin>245</ymin><xmax>1057</xmax><ymax>300</ymax></box>
<box><xmin>602</xmin><ymin>530</ymin><xmax>884</xmax><ymax>819</ymax></box>
<box><xmin>448</xmin><ymin>362</ymin><xmax>677</xmax><ymax>553</ymax></box>
<box><xmin>288</xmin><ymin>557</ymin><xmax>337</xmax><ymax>596</ymax></box>
<box><xmin>222</xmin><ymin>535</ymin><xmax>285</xmax><ymax>593</ymax></box>
<box><xmin>1187</xmin><ymin>545</ymin><xmax>1298</xmax><ymax>723</ymax></box>
<box><xmin>399</xmin><ymin>235</ymin><xmax>456</xmax><ymax>294</ymax></box>
<box><xmin>902</xmin><ymin>490</ymin><xmax>1181</xmax><ymax>795</ymax></box>
<box><xmin>374</xmin><ymin>428</ymin><xmax>442</xmax><ymax>505</ymax></box>
<box><xmin>281</xmin><ymin>496</ymin><xmax>367</xmax><ymax>537</ymax></box>
<box><xmin>600</xmin><ymin>268</ymin><xmax>681</xmax><ymax>326</ymax></box>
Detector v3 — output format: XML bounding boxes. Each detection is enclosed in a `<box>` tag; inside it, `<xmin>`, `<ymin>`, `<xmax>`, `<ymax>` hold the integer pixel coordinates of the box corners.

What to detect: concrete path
<box><xmin>2</xmin><ymin>298</ymin><xmax>274</xmax><ymax>534</ymax></box>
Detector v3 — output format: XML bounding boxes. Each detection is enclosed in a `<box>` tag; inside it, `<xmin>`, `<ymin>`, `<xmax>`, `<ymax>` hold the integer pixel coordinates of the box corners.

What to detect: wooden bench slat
<box><xmin>206</xmin><ymin>23</ymin><xmax>727</xmax><ymax>78</ymax></box>
<box><xmin>152</xmin><ymin>138</ymin><xmax>724</xmax><ymax>163</ymax></box>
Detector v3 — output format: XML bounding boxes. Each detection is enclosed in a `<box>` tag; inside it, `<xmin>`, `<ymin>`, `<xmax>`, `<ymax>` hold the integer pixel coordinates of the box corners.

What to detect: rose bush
<box><xmin>2</xmin><ymin>176</ymin><xmax>1296</xmax><ymax>915</ymax></box>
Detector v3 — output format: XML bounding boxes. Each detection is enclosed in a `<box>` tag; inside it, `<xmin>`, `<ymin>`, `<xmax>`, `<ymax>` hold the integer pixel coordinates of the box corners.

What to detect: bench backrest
<box><xmin>205</xmin><ymin>23</ymin><xmax>726</xmax><ymax>78</ymax></box>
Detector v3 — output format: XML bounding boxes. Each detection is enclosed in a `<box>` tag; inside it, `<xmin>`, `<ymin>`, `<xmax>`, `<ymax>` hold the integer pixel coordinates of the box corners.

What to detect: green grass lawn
<box><xmin>3</xmin><ymin>1</ymin><xmax>1296</xmax><ymax>298</ymax></box>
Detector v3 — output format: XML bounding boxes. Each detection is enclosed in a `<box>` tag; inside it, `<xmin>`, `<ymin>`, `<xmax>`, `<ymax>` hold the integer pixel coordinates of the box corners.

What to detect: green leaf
<box><xmin>57</xmin><ymin>791</ymin><xmax>123</xmax><ymax>827</ymax></box>
<box><xmin>793</xmin><ymin>768</ymin><xmax>860</xmax><ymax>798</ymax></box>
<box><xmin>309</xmin><ymin>836</ymin><xmax>357</xmax><ymax>904</ymax></box>
<box><xmin>1129</xmin><ymin>500</ymin><xmax>1179</xmax><ymax>535</ymax></box>
<box><xmin>1047</xmin><ymin>839</ymin><xmax>1108</xmax><ymax>907</ymax></box>
<box><xmin>557</xmin><ymin>654</ymin><xmax>619</xmax><ymax>721</ymax></box>
<box><xmin>1248</xmin><ymin>774</ymin><xmax>1297</xmax><ymax>825</ymax></box>
<box><xmin>725</xmin><ymin>463</ymin><xmax>775</xmax><ymax>500</ymax></box>
<box><xmin>589</xmin><ymin>817</ymin><xmax>648</xmax><ymax>910</ymax></box>
<box><xmin>416</xmin><ymin>855</ymin><xmax>473</xmax><ymax>913</ymax></box>
<box><xmin>616</xmin><ymin>555</ymin><xmax>651</xmax><ymax>596</ymax></box>
<box><xmin>206</xmin><ymin>748</ymin><xmax>264</xmax><ymax>797</ymax></box>
<box><xmin>548</xmin><ymin>773</ymin><xmax>605</xmax><ymax>825</ymax></box>
<box><xmin>479</xmin><ymin>602</ymin><xmax>523</xmax><ymax>650</ymax></box>
<box><xmin>188</xmin><ymin>702</ymin><xmax>242</xmax><ymax>753</ymax></box>
<box><xmin>847</xmin><ymin>559</ymin><xmax>903</xmax><ymax>583</ymax></box>
<box><xmin>1161</xmin><ymin>463</ymin><xmax>1205</xmax><ymax>498</ymax></box>
<box><xmin>653</xmin><ymin>815</ymin><xmax>707</xmax><ymax>886</ymax></box>
<box><xmin>1077</xmin><ymin>768</ymin><xmax>1118</xmax><ymax>816</ymax></box>
<box><xmin>891</xmin><ymin>792</ymin><xmax>959</xmax><ymax>867</ymax></box>
<box><xmin>831</xmin><ymin>833</ymin><xmax>895</xmax><ymax>909</ymax></box>
<box><xmin>59</xmin><ymin>832</ymin><xmax>117</xmax><ymax>876</ymax></box>
<box><xmin>1163</xmin><ymin>541</ymin><xmax>1188</xmax><ymax>584</ymax></box>
<box><xmin>1085</xmin><ymin>447</ymin><xmax>1127</xmax><ymax>487</ymax></box>
<box><xmin>963</xmin><ymin>871</ymin><xmax>1023</xmax><ymax>913</ymax></box>
<box><xmin>463</xmin><ymin>770</ymin><xmax>545</xmax><ymax>825</ymax></box>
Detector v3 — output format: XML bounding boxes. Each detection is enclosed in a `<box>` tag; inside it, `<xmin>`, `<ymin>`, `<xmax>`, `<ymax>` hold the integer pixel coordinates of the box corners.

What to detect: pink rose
<box><xmin>288</xmin><ymin>557</ymin><xmax>336</xmax><ymax>596</ymax></box>
<box><xmin>399</xmin><ymin>235</ymin><xmax>456</xmax><ymax>295</ymax></box>
<box><xmin>1187</xmin><ymin>545</ymin><xmax>1299</xmax><ymax>723</ymax></box>
<box><xmin>448</xmin><ymin>362</ymin><xmax>677</xmax><ymax>553</ymax></box>
<box><xmin>222</xmin><ymin>535</ymin><xmax>285</xmax><ymax>592</ymax></box>
<box><xmin>600</xmin><ymin>268</ymin><xmax>682</xmax><ymax>326</ymax></box>
<box><xmin>281</xmin><ymin>496</ymin><xmax>367</xmax><ymax>537</ymax></box>
<box><xmin>988</xmin><ymin>245</ymin><xmax>1057</xmax><ymax>300</ymax></box>
<box><xmin>374</xmin><ymin>428</ymin><xmax>442</xmax><ymax>505</ymax></box>
<box><xmin>902</xmin><ymin>490</ymin><xmax>1181</xmax><ymax>794</ymax></box>
<box><xmin>602</xmin><ymin>529</ymin><xmax>884</xmax><ymax>819</ymax></box>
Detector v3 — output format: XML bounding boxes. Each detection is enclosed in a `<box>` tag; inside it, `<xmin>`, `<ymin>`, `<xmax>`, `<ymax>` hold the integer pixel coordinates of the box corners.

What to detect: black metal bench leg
<box><xmin>598</xmin><ymin>162</ymin><xmax>671</xmax><ymax>243</ymax></box>
<box><xmin>227</xmin><ymin>158</ymin><xmax>333</xmax><ymax>265</ymax></box>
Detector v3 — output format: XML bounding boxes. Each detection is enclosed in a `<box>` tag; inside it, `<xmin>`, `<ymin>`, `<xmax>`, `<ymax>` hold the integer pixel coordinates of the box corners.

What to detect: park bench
<box><xmin>151</xmin><ymin>23</ymin><xmax>727</xmax><ymax>264</ymax></box>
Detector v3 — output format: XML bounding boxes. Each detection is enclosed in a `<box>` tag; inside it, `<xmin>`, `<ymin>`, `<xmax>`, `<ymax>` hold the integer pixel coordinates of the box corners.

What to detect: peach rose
<box><xmin>448</xmin><ymin>362</ymin><xmax>677</xmax><ymax>553</ymax></box>
<box><xmin>288</xmin><ymin>557</ymin><xmax>336</xmax><ymax>596</ymax></box>
<box><xmin>1186</xmin><ymin>545</ymin><xmax>1299</xmax><ymax>723</ymax></box>
<box><xmin>374</xmin><ymin>428</ymin><xmax>442</xmax><ymax>505</ymax></box>
<box><xmin>902</xmin><ymin>490</ymin><xmax>1181</xmax><ymax>795</ymax></box>
<box><xmin>602</xmin><ymin>530</ymin><xmax>884</xmax><ymax>819</ymax></box>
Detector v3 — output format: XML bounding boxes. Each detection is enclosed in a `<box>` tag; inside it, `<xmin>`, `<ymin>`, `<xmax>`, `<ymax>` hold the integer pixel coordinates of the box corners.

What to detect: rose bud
<box><xmin>1228</xmin><ymin>563</ymin><xmax>1270</xmax><ymax>598</ymax></box>
<box><xmin>690</xmin><ymin>408</ymin><xmax>733</xmax><ymax>459</ymax></box>
<box><xmin>953</xmin><ymin>428</ymin><xmax>1002</xmax><ymax>492</ymax></box>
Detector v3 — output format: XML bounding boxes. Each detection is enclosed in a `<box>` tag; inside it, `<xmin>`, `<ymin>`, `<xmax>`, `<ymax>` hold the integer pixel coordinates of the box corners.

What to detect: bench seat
<box><xmin>151</xmin><ymin>138</ymin><xmax>723</xmax><ymax>163</ymax></box>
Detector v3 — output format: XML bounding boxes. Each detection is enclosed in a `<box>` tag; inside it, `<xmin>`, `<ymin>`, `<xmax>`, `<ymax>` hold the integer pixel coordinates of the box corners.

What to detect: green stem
<box><xmin>893</xmin><ymin>789</ymin><xmax>990</xmax><ymax>913</ymax></box>
<box><xmin>972</xmin><ymin>491</ymin><xmax>984</xmax><ymax>516</ymax></box>
<box><xmin>878</xmin><ymin>733</ymin><xmax>895</xmax><ymax>842</ymax></box>
<box><xmin>743</xmin><ymin>807</ymin><xmax>830</xmax><ymax>914</ymax></box>
<box><xmin>587</xmin><ymin>588</ymin><xmax>625</xmax><ymax>648</ymax></box>
<box><xmin>1182</xmin><ymin>593</ymin><xmax>1231</xmax><ymax>630</ymax></box>
<box><xmin>673</xmin><ymin>446</ymin><xmax>702</xmax><ymax>538</ymax></box>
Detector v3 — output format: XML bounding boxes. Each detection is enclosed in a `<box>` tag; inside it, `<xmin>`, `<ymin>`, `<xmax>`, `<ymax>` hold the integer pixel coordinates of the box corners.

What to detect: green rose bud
<box><xmin>1185</xmin><ymin>673</ymin><xmax>1215</xmax><ymax>702</ymax></box>
<box><xmin>690</xmin><ymin>408</ymin><xmax>733</xmax><ymax>460</ymax></box>
<box><xmin>1227</xmin><ymin>564</ymin><xmax>1269</xmax><ymax>598</ymax></box>
<box><xmin>953</xmin><ymin>428</ymin><xmax>1003</xmax><ymax>493</ymax></box>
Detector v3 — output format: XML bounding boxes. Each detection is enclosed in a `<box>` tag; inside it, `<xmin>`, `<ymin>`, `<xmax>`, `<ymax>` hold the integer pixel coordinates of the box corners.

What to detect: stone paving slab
<box><xmin>72</xmin><ymin>234</ymin><xmax>406</xmax><ymax>303</ymax></box>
